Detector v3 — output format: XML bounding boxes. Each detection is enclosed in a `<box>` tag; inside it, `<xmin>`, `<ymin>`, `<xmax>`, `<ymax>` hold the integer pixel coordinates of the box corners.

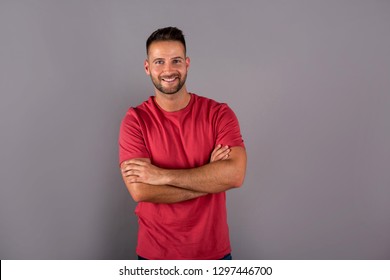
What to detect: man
<box><xmin>119</xmin><ymin>27</ymin><xmax>247</xmax><ymax>260</ymax></box>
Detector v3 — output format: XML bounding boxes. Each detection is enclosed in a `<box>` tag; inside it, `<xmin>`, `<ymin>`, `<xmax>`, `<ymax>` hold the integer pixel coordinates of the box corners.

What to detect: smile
<box><xmin>161</xmin><ymin>76</ymin><xmax>178</xmax><ymax>82</ymax></box>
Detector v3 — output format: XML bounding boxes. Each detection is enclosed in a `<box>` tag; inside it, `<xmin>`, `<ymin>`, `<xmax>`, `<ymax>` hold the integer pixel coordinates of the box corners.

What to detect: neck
<box><xmin>155</xmin><ymin>88</ymin><xmax>191</xmax><ymax>112</ymax></box>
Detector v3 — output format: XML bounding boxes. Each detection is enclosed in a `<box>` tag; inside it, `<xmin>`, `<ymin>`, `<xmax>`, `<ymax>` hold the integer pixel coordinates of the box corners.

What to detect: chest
<box><xmin>141</xmin><ymin>112</ymin><xmax>216</xmax><ymax>168</ymax></box>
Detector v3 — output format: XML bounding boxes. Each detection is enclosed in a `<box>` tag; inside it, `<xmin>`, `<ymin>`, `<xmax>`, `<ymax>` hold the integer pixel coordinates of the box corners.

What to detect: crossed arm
<box><xmin>120</xmin><ymin>145</ymin><xmax>247</xmax><ymax>204</ymax></box>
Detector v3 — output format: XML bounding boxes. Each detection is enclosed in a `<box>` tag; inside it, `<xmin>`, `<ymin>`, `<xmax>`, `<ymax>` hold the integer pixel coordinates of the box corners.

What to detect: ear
<box><xmin>144</xmin><ymin>59</ymin><xmax>150</xmax><ymax>75</ymax></box>
<box><xmin>186</xmin><ymin>56</ymin><xmax>190</xmax><ymax>70</ymax></box>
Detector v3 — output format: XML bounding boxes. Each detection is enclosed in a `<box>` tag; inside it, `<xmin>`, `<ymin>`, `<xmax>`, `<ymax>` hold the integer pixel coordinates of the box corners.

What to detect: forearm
<box><xmin>162</xmin><ymin>146</ymin><xmax>246</xmax><ymax>193</ymax></box>
<box><xmin>121</xmin><ymin>146</ymin><xmax>246</xmax><ymax>195</ymax></box>
<box><xmin>165</xmin><ymin>159</ymin><xmax>243</xmax><ymax>193</ymax></box>
<box><xmin>125</xmin><ymin>182</ymin><xmax>207</xmax><ymax>204</ymax></box>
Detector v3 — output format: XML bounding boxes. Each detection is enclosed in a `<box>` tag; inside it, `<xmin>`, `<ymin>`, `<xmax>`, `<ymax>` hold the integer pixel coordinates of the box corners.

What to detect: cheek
<box><xmin>150</xmin><ymin>66</ymin><xmax>163</xmax><ymax>75</ymax></box>
<box><xmin>151</xmin><ymin>70</ymin><xmax>161</xmax><ymax>78</ymax></box>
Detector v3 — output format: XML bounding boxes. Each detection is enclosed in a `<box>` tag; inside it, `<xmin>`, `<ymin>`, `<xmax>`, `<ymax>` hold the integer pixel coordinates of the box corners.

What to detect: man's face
<box><xmin>145</xmin><ymin>41</ymin><xmax>190</xmax><ymax>95</ymax></box>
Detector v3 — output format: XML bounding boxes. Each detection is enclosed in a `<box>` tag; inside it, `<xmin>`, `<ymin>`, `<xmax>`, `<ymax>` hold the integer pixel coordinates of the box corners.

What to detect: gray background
<box><xmin>1</xmin><ymin>0</ymin><xmax>389</xmax><ymax>259</ymax></box>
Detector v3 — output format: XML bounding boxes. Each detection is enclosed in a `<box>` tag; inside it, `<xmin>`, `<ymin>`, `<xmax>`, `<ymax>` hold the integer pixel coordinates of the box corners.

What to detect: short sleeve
<box><xmin>118</xmin><ymin>108</ymin><xmax>150</xmax><ymax>165</ymax></box>
<box><xmin>215</xmin><ymin>104</ymin><xmax>245</xmax><ymax>148</ymax></box>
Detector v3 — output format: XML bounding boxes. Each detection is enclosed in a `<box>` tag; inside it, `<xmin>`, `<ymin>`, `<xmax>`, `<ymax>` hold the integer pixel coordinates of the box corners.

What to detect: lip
<box><xmin>161</xmin><ymin>76</ymin><xmax>179</xmax><ymax>83</ymax></box>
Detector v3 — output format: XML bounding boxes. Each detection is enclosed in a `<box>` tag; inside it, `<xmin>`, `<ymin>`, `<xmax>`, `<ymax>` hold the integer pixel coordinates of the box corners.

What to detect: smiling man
<box><xmin>119</xmin><ymin>27</ymin><xmax>247</xmax><ymax>260</ymax></box>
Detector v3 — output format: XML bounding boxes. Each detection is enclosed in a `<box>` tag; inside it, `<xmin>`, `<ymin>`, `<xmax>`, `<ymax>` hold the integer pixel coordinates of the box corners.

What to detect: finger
<box><xmin>124</xmin><ymin>159</ymin><xmax>147</xmax><ymax>166</ymax></box>
<box><xmin>218</xmin><ymin>149</ymin><xmax>231</xmax><ymax>161</ymax></box>
<box><xmin>211</xmin><ymin>146</ymin><xmax>229</xmax><ymax>162</ymax></box>
<box><xmin>122</xmin><ymin>163</ymin><xmax>144</xmax><ymax>172</ymax></box>
<box><xmin>215</xmin><ymin>144</ymin><xmax>222</xmax><ymax>149</ymax></box>
<box><xmin>214</xmin><ymin>147</ymin><xmax>230</xmax><ymax>159</ymax></box>
<box><xmin>123</xmin><ymin>169</ymin><xmax>141</xmax><ymax>177</ymax></box>
<box><xmin>122</xmin><ymin>161</ymin><xmax>147</xmax><ymax>170</ymax></box>
<box><xmin>212</xmin><ymin>144</ymin><xmax>228</xmax><ymax>157</ymax></box>
<box><xmin>217</xmin><ymin>152</ymin><xmax>230</xmax><ymax>161</ymax></box>
<box><xmin>126</xmin><ymin>176</ymin><xmax>139</xmax><ymax>183</ymax></box>
<box><xmin>211</xmin><ymin>144</ymin><xmax>222</xmax><ymax>156</ymax></box>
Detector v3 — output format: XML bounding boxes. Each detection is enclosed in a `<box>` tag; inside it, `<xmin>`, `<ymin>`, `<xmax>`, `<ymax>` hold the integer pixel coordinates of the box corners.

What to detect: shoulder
<box><xmin>193</xmin><ymin>93</ymin><xmax>237</xmax><ymax>117</ymax></box>
<box><xmin>191</xmin><ymin>93</ymin><xmax>231</xmax><ymax>112</ymax></box>
<box><xmin>122</xmin><ymin>97</ymin><xmax>155</xmax><ymax>121</ymax></box>
<box><xmin>192</xmin><ymin>93</ymin><xmax>219</xmax><ymax>105</ymax></box>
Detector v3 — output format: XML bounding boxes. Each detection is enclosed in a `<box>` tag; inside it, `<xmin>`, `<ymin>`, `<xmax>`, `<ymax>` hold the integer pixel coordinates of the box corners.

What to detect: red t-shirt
<box><xmin>119</xmin><ymin>93</ymin><xmax>244</xmax><ymax>259</ymax></box>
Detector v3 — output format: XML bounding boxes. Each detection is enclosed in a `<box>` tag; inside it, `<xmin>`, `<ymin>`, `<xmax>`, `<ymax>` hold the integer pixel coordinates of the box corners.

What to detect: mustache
<box><xmin>160</xmin><ymin>73</ymin><xmax>180</xmax><ymax>79</ymax></box>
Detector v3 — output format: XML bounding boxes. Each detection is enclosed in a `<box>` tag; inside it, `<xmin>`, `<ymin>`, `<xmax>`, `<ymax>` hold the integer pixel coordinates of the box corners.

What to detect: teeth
<box><xmin>162</xmin><ymin>77</ymin><xmax>177</xmax><ymax>82</ymax></box>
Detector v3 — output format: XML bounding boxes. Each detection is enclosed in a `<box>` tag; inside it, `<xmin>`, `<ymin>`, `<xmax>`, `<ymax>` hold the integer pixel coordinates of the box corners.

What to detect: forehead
<box><xmin>147</xmin><ymin>41</ymin><xmax>186</xmax><ymax>58</ymax></box>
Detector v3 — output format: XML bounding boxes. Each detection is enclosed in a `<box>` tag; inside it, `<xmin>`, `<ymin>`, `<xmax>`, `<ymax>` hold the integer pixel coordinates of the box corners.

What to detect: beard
<box><xmin>150</xmin><ymin>72</ymin><xmax>187</xmax><ymax>95</ymax></box>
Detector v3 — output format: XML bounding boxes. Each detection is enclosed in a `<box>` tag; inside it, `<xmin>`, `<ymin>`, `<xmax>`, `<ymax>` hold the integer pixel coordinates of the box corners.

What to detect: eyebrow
<box><xmin>152</xmin><ymin>56</ymin><xmax>184</xmax><ymax>63</ymax></box>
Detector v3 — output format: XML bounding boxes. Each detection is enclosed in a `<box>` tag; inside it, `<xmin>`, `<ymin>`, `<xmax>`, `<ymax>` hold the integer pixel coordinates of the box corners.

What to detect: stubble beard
<box><xmin>151</xmin><ymin>73</ymin><xmax>187</xmax><ymax>95</ymax></box>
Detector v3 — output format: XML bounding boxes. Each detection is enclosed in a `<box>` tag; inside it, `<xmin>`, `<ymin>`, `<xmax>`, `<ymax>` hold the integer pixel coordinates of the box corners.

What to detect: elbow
<box><xmin>223</xmin><ymin>176</ymin><xmax>244</xmax><ymax>189</ymax></box>
<box><xmin>132</xmin><ymin>193</ymin><xmax>143</xmax><ymax>203</ymax></box>
<box><xmin>232</xmin><ymin>168</ymin><xmax>246</xmax><ymax>188</ymax></box>
<box><xmin>232</xmin><ymin>177</ymin><xmax>245</xmax><ymax>188</ymax></box>
<box><xmin>226</xmin><ymin>150</ymin><xmax>247</xmax><ymax>189</ymax></box>
<box><xmin>126</xmin><ymin>182</ymin><xmax>144</xmax><ymax>203</ymax></box>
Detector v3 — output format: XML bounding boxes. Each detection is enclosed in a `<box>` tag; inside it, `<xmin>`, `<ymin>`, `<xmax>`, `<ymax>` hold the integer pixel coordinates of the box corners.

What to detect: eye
<box><xmin>154</xmin><ymin>60</ymin><xmax>164</xmax><ymax>65</ymax></box>
<box><xmin>172</xmin><ymin>59</ymin><xmax>182</xmax><ymax>64</ymax></box>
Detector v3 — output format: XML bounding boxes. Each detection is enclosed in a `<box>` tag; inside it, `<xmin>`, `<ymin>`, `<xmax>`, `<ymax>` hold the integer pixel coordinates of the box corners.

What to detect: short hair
<box><xmin>146</xmin><ymin>27</ymin><xmax>186</xmax><ymax>55</ymax></box>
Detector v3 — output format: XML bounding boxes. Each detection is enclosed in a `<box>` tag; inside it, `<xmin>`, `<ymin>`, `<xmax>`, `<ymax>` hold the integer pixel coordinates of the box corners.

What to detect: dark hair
<box><xmin>146</xmin><ymin>27</ymin><xmax>186</xmax><ymax>55</ymax></box>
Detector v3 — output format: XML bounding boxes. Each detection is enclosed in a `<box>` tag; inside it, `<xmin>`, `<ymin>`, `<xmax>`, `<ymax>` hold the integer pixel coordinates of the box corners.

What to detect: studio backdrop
<box><xmin>1</xmin><ymin>0</ymin><xmax>389</xmax><ymax>259</ymax></box>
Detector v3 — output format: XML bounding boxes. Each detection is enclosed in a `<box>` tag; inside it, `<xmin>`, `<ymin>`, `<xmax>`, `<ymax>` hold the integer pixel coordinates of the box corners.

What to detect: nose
<box><xmin>162</xmin><ymin>61</ymin><xmax>174</xmax><ymax>72</ymax></box>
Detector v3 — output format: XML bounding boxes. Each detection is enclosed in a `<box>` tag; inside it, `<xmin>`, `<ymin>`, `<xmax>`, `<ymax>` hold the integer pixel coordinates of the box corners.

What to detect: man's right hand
<box><xmin>210</xmin><ymin>144</ymin><xmax>230</xmax><ymax>163</ymax></box>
